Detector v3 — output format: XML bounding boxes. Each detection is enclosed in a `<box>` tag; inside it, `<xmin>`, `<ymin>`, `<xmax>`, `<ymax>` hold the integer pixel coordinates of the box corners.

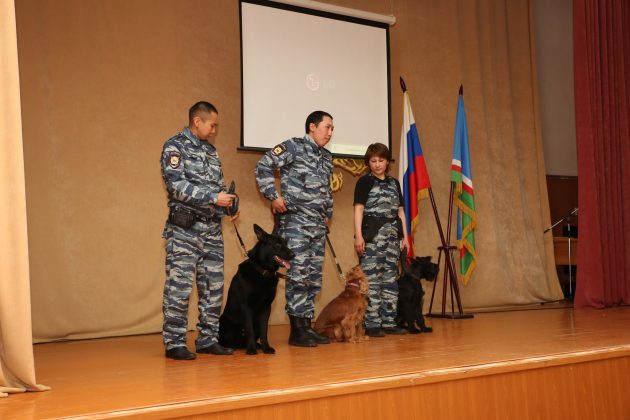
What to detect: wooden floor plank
<box><xmin>2</xmin><ymin>306</ymin><xmax>630</xmax><ymax>419</ymax></box>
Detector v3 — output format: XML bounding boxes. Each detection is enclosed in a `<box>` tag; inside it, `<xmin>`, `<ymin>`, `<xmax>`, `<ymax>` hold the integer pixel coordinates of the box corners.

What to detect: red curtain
<box><xmin>573</xmin><ymin>0</ymin><xmax>630</xmax><ymax>307</ymax></box>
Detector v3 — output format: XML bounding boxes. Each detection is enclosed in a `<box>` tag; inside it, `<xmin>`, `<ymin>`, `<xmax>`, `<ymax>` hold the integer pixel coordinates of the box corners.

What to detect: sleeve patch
<box><xmin>272</xmin><ymin>144</ymin><xmax>287</xmax><ymax>156</ymax></box>
<box><xmin>168</xmin><ymin>151</ymin><xmax>181</xmax><ymax>169</ymax></box>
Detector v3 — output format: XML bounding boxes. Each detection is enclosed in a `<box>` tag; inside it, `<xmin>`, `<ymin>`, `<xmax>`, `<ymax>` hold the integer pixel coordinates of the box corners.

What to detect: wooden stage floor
<box><xmin>3</xmin><ymin>306</ymin><xmax>630</xmax><ymax>419</ymax></box>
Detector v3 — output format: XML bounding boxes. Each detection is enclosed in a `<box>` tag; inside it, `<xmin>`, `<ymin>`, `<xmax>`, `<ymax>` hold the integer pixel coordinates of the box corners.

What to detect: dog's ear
<box><xmin>253</xmin><ymin>224</ymin><xmax>268</xmax><ymax>241</ymax></box>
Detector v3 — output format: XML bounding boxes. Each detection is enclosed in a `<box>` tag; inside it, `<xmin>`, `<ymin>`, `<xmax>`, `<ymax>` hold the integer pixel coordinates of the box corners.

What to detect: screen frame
<box><xmin>238</xmin><ymin>0</ymin><xmax>392</xmax><ymax>159</ymax></box>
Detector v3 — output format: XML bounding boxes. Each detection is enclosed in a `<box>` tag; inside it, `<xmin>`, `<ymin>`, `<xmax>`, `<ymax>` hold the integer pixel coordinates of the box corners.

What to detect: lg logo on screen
<box><xmin>306</xmin><ymin>73</ymin><xmax>320</xmax><ymax>91</ymax></box>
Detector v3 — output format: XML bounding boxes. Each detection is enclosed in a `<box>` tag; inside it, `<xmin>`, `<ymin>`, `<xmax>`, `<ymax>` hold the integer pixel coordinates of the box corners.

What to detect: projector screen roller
<box><xmin>240</xmin><ymin>0</ymin><xmax>391</xmax><ymax>158</ymax></box>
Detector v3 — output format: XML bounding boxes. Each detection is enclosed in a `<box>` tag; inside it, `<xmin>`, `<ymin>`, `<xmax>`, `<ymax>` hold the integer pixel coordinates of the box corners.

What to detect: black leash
<box><xmin>325</xmin><ymin>226</ymin><xmax>346</xmax><ymax>283</ymax></box>
<box><xmin>232</xmin><ymin>221</ymin><xmax>248</xmax><ymax>258</ymax></box>
<box><xmin>225</xmin><ymin>180</ymin><xmax>247</xmax><ymax>257</ymax></box>
<box><xmin>271</xmin><ymin>211</ymin><xmax>289</xmax><ymax>278</ymax></box>
<box><xmin>272</xmin><ymin>211</ymin><xmax>281</xmax><ymax>235</ymax></box>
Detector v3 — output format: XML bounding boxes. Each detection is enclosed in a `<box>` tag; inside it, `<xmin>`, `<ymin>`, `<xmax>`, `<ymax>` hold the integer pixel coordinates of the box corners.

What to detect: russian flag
<box><xmin>398</xmin><ymin>90</ymin><xmax>431</xmax><ymax>256</ymax></box>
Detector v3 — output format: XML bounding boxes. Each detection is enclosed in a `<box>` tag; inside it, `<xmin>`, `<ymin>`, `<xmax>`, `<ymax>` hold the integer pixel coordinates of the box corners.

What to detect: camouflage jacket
<box><xmin>356</xmin><ymin>174</ymin><xmax>402</xmax><ymax>219</ymax></box>
<box><xmin>255</xmin><ymin>135</ymin><xmax>333</xmax><ymax>221</ymax></box>
<box><xmin>160</xmin><ymin>127</ymin><xmax>227</xmax><ymax>218</ymax></box>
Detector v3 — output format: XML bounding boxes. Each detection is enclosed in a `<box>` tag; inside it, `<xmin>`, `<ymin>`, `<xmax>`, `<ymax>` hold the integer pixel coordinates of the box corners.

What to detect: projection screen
<box><xmin>240</xmin><ymin>0</ymin><xmax>391</xmax><ymax>158</ymax></box>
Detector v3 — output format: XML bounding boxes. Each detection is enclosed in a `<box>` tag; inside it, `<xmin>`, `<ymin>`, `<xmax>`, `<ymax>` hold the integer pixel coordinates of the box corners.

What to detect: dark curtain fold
<box><xmin>573</xmin><ymin>0</ymin><xmax>630</xmax><ymax>307</ymax></box>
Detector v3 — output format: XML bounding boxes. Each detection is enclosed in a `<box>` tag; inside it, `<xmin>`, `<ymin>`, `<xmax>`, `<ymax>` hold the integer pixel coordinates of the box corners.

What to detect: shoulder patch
<box><xmin>272</xmin><ymin>144</ymin><xmax>287</xmax><ymax>156</ymax></box>
<box><xmin>168</xmin><ymin>151</ymin><xmax>181</xmax><ymax>169</ymax></box>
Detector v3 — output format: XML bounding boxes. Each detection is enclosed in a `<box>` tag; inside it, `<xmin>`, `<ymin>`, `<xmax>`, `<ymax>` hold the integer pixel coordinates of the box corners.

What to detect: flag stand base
<box><xmin>426</xmin><ymin>182</ymin><xmax>473</xmax><ymax>319</ymax></box>
<box><xmin>427</xmin><ymin>244</ymin><xmax>474</xmax><ymax>319</ymax></box>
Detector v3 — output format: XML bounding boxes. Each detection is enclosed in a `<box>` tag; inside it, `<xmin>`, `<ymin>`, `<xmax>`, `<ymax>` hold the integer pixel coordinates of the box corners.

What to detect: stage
<box><xmin>3</xmin><ymin>305</ymin><xmax>630</xmax><ymax>419</ymax></box>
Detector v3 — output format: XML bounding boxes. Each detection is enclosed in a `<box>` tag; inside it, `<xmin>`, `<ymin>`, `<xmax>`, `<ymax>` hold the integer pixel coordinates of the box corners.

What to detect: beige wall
<box><xmin>16</xmin><ymin>0</ymin><xmax>563</xmax><ymax>342</ymax></box>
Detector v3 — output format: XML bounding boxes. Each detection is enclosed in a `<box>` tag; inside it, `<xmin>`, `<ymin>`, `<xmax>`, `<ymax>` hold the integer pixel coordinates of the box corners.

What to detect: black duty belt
<box><xmin>169</xmin><ymin>205</ymin><xmax>218</xmax><ymax>228</ymax></box>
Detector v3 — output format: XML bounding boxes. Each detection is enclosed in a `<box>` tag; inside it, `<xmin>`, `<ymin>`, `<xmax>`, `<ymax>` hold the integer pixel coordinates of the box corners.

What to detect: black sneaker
<box><xmin>165</xmin><ymin>346</ymin><xmax>196</xmax><ymax>360</ymax></box>
<box><xmin>365</xmin><ymin>327</ymin><xmax>385</xmax><ymax>337</ymax></box>
<box><xmin>383</xmin><ymin>326</ymin><xmax>408</xmax><ymax>335</ymax></box>
<box><xmin>196</xmin><ymin>343</ymin><xmax>234</xmax><ymax>355</ymax></box>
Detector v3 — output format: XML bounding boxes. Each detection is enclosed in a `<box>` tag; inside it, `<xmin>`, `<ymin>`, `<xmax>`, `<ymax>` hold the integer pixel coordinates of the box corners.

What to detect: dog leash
<box><xmin>225</xmin><ymin>181</ymin><xmax>248</xmax><ymax>258</ymax></box>
<box><xmin>398</xmin><ymin>246</ymin><xmax>409</xmax><ymax>277</ymax></box>
<box><xmin>232</xmin><ymin>221</ymin><xmax>248</xmax><ymax>258</ymax></box>
<box><xmin>325</xmin><ymin>226</ymin><xmax>347</xmax><ymax>283</ymax></box>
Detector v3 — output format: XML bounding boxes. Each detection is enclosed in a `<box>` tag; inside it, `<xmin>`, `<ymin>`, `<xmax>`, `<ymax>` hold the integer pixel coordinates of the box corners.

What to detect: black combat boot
<box><xmin>304</xmin><ymin>318</ymin><xmax>331</xmax><ymax>344</ymax></box>
<box><xmin>382</xmin><ymin>325</ymin><xmax>408</xmax><ymax>335</ymax></box>
<box><xmin>365</xmin><ymin>327</ymin><xmax>386</xmax><ymax>337</ymax></box>
<box><xmin>196</xmin><ymin>343</ymin><xmax>234</xmax><ymax>355</ymax></box>
<box><xmin>289</xmin><ymin>315</ymin><xmax>317</xmax><ymax>347</ymax></box>
<box><xmin>165</xmin><ymin>346</ymin><xmax>197</xmax><ymax>360</ymax></box>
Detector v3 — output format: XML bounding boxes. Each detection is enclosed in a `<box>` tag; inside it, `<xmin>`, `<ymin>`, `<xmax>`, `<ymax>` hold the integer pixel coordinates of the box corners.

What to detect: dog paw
<box><xmin>246</xmin><ymin>347</ymin><xmax>258</xmax><ymax>355</ymax></box>
<box><xmin>420</xmin><ymin>326</ymin><xmax>433</xmax><ymax>333</ymax></box>
<box><xmin>262</xmin><ymin>346</ymin><xmax>275</xmax><ymax>354</ymax></box>
<box><xmin>408</xmin><ymin>328</ymin><xmax>421</xmax><ymax>334</ymax></box>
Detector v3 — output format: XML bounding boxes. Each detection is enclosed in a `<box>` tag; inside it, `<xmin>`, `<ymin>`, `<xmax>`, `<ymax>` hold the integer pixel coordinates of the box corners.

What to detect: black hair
<box><xmin>364</xmin><ymin>143</ymin><xmax>391</xmax><ymax>173</ymax></box>
<box><xmin>305</xmin><ymin>110</ymin><xmax>333</xmax><ymax>134</ymax></box>
<box><xmin>189</xmin><ymin>101</ymin><xmax>218</xmax><ymax>122</ymax></box>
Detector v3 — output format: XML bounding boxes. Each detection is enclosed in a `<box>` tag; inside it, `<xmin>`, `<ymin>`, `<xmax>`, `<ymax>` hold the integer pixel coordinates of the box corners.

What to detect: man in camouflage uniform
<box><xmin>255</xmin><ymin>111</ymin><xmax>334</xmax><ymax>347</ymax></box>
<box><xmin>160</xmin><ymin>101</ymin><xmax>238</xmax><ymax>360</ymax></box>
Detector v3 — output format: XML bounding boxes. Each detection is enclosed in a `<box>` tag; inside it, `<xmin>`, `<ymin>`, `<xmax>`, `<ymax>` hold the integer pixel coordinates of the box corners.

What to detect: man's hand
<box><xmin>216</xmin><ymin>192</ymin><xmax>236</xmax><ymax>207</ymax></box>
<box><xmin>271</xmin><ymin>196</ymin><xmax>287</xmax><ymax>214</ymax></box>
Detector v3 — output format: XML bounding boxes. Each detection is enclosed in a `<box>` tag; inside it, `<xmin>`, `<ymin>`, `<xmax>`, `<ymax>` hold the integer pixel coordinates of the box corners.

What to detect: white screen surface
<box><xmin>240</xmin><ymin>1</ymin><xmax>390</xmax><ymax>157</ymax></box>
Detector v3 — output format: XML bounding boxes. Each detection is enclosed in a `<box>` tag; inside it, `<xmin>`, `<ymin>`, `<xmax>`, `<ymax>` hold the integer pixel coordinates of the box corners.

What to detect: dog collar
<box><xmin>248</xmin><ymin>260</ymin><xmax>278</xmax><ymax>278</ymax></box>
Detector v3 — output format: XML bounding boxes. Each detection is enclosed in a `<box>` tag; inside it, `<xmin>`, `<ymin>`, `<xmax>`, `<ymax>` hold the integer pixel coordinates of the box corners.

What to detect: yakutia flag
<box><xmin>451</xmin><ymin>92</ymin><xmax>477</xmax><ymax>285</ymax></box>
<box><xmin>398</xmin><ymin>90</ymin><xmax>431</xmax><ymax>257</ymax></box>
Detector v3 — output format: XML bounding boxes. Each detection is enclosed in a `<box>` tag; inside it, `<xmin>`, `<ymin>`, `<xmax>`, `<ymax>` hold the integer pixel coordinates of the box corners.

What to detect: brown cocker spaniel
<box><xmin>314</xmin><ymin>265</ymin><xmax>369</xmax><ymax>343</ymax></box>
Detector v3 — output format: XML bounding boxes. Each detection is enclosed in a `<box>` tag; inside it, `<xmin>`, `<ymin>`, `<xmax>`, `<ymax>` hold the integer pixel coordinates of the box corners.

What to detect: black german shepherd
<box><xmin>219</xmin><ymin>224</ymin><xmax>294</xmax><ymax>355</ymax></box>
<box><xmin>395</xmin><ymin>251</ymin><xmax>439</xmax><ymax>333</ymax></box>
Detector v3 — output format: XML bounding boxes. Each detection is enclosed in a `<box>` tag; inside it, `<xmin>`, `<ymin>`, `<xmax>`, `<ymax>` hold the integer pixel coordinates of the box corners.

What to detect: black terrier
<box><xmin>395</xmin><ymin>251</ymin><xmax>439</xmax><ymax>333</ymax></box>
<box><xmin>219</xmin><ymin>224</ymin><xmax>294</xmax><ymax>355</ymax></box>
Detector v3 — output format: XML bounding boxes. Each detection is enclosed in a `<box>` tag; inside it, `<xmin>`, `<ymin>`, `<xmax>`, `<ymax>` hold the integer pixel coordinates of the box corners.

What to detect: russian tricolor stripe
<box><xmin>399</xmin><ymin>91</ymin><xmax>431</xmax><ymax>257</ymax></box>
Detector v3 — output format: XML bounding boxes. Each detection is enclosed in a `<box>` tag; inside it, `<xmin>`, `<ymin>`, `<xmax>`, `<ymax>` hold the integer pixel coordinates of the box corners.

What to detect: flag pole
<box><xmin>426</xmin><ymin>187</ymin><xmax>471</xmax><ymax>318</ymax></box>
<box><xmin>400</xmin><ymin>78</ymin><xmax>472</xmax><ymax>319</ymax></box>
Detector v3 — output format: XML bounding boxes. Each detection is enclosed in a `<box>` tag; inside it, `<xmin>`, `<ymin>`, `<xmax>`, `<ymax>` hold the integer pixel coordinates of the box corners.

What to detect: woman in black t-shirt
<box><xmin>353</xmin><ymin>143</ymin><xmax>409</xmax><ymax>337</ymax></box>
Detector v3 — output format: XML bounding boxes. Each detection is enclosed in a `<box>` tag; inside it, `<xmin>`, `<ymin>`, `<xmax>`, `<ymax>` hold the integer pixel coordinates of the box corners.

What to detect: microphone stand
<box><xmin>544</xmin><ymin>208</ymin><xmax>578</xmax><ymax>298</ymax></box>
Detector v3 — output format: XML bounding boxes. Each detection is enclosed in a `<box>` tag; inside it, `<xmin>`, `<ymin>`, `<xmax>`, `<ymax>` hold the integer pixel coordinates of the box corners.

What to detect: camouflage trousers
<box><xmin>277</xmin><ymin>213</ymin><xmax>326</xmax><ymax>319</ymax></box>
<box><xmin>162</xmin><ymin>220</ymin><xmax>224</xmax><ymax>351</ymax></box>
<box><xmin>360</xmin><ymin>222</ymin><xmax>400</xmax><ymax>329</ymax></box>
